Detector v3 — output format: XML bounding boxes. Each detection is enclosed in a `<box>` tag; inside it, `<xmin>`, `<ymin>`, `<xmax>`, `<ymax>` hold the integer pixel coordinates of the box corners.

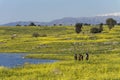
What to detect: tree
<box><xmin>24</xmin><ymin>25</ymin><xmax>27</xmax><ymax>26</ymax></box>
<box><xmin>38</xmin><ymin>25</ymin><xmax>41</xmax><ymax>26</ymax></box>
<box><xmin>106</xmin><ymin>18</ymin><xmax>117</xmax><ymax>30</ymax></box>
<box><xmin>99</xmin><ymin>23</ymin><xmax>103</xmax><ymax>32</ymax></box>
<box><xmin>16</xmin><ymin>24</ymin><xmax>21</xmax><ymax>26</ymax></box>
<box><xmin>75</xmin><ymin>23</ymin><xmax>83</xmax><ymax>34</ymax></box>
<box><xmin>70</xmin><ymin>24</ymin><xmax>73</xmax><ymax>26</ymax></box>
<box><xmin>59</xmin><ymin>24</ymin><xmax>62</xmax><ymax>26</ymax></box>
<box><xmin>29</xmin><ymin>22</ymin><xmax>36</xmax><ymax>26</ymax></box>
<box><xmin>53</xmin><ymin>24</ymin><xmax>56</xmax><ymax>26</ymax></box>
<box><xmin>117</xmin><ymin>23</ymin><xmax>120</xmax><ymax>25</ymax></box>
<box><xmin>84</xmin><ymin>23</ymin><xmax>90</xmax><ymax>26</ymax></box>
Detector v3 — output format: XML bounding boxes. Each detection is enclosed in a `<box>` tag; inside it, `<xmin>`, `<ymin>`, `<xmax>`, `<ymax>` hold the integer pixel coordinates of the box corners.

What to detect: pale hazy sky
<box><xmin>0</xmin><ymin>0</ymin><xmax>120</xmax><ymax>24</ymax></box>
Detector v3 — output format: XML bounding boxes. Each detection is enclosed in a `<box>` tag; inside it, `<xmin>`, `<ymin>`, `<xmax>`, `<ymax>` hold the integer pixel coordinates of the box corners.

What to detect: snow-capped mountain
<box><xmin>97</xmin><ymin>12</ymin><xmax>120</xmax><ymax>17</ymax></box>
<box><xmin>1</xmin><ymin>12</ymin><xmax>120</xmax><ymax>26</ymax></box>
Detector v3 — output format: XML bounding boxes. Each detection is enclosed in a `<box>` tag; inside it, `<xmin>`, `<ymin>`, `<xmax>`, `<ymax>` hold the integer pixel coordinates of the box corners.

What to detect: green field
<box><xmin>0</xmin><ymin>25</ymin><xmax>120</xmax><ymax>80</ymax></box>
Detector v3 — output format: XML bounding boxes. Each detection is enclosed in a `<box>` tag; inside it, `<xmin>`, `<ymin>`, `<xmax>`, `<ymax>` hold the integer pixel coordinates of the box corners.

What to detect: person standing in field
<box><xmin>74</xmin><ymin>54</ymin><xmax>77</xmax><ymax>60</ymax></box>
<box><xmin>78</xmin><ymin>54</ymin><xmax>83</xmax><ymax>61</ymax></box>
<box><xmin>86</xmin><ymin>52</ymin><xmax>89</xmax><ymax>60</ymax></box>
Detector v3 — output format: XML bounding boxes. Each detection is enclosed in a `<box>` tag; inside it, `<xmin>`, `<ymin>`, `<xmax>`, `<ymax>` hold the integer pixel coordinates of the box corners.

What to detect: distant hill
<box><xmin>2</xmin><ymin>13</ymin><xmax>120</xmax><ymax>26</ymax></box>
<box><xmin>1</xmin><ymin>21</ymin><xmax>47</xmax><ymax>26</ymax></box>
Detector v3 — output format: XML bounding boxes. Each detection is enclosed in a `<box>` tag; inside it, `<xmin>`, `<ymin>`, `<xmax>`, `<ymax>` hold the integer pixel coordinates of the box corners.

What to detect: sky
<box><xmin>0</xmin><ymin>0</ymin><xmax>120</xmax><ymax>24</ymax></box>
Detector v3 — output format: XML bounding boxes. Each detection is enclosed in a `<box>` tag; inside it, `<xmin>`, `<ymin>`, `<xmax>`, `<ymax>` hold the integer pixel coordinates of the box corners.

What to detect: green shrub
<box><xmin>90</xmin><ymin>27</ymin><xmax>101</xmax><ymax>33</ymax></box>
<box><xmin>39</xmin><ymin>34</ymin><xmax>47</xmax><ymax>37</ymax></box>
<box><xmin>32</xmin><ymin>32</ymin><xmax>40</xmax><ymax>37</ymax></box>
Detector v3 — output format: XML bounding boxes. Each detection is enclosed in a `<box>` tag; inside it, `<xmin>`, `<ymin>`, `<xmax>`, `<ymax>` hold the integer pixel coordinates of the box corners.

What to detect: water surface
<box><xmin>0</xmin><ymin>53</ymin><xmax>56</xmax><ymax>68</ymax></box>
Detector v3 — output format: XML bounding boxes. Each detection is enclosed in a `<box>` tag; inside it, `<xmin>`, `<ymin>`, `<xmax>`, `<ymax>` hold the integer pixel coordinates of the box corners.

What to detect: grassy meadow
<box><xmin>0</xmin><ymin>25</ymin><xmax>120</xmax><ymax>80</ymax></box>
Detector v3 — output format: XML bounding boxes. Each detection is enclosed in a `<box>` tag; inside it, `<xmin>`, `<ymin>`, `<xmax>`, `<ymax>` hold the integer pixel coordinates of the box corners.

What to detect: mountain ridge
<box><xmin>1</xmin><ymin>13</ymin><xmax>120</xmax><ymax>26</ymax></box>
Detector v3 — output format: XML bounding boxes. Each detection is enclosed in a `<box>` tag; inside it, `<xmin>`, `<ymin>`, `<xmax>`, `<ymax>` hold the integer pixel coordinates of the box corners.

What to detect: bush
<box><xmin>32</xmin><ymin>32</ymin><xmax>47</xmax><ymax>38</ymax></box>
<box><xmin>32</xmin><ymin>32</ymin><xmax>40</xmax><ymax>37</ymax></box>
<box><xmin>90</xmin><ymin>27</ymin><xmax>101</xmax><ymax>33</ymax></box>
<box><xmin>11</xmin><ymin>34</ymin><xmax>17</xmax><ymax>39</ymax></box>
<box><xmin>39</xmin><ymin>34</ymin><xmax>47</xmax><ymax>37</ymax></box>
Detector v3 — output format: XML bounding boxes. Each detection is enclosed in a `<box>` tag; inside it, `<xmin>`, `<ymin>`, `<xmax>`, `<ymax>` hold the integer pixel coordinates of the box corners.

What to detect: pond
<box><xmin>0</xmin><ymin>53</ymin><xmax>56</xmax><ymax>68</ymax></box>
